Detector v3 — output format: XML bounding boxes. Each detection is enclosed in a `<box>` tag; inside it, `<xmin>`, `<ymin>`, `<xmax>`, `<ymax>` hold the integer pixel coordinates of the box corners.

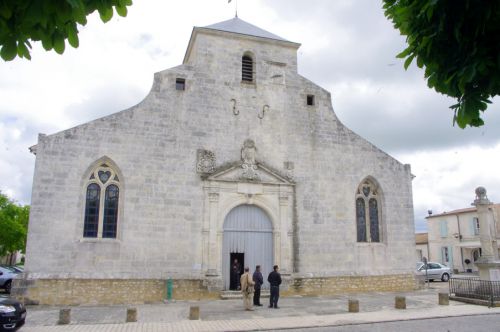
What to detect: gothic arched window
<box><xmin>242</xmin><ymin>54</ymin><xmax>254</xmax><ymax>82</ymax></box>
<box><xmin>83</xmin><ymin>163</ymin><xmax>120</xmax><ymax>238</ymax></box>
<box><xmin>355</xmin><ymin>179</ymin><xmax>381</xmax><ymax>242</ymax></box>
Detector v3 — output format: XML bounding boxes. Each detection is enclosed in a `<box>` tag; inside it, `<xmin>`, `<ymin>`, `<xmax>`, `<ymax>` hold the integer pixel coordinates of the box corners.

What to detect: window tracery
<box><xmin>83</xmin><ymin>163</ymin><xmax>120</xmax><ymax>239</ymax></box>
<box><xmin>355</xmin><ymin>179</ymin><xmax>381</xmax><ymax>242</ymax></box>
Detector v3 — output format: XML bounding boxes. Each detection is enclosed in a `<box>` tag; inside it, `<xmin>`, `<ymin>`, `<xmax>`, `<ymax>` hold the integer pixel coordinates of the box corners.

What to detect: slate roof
<box><xmin>202</xmin><ymin>17</ymin><xmax>289</xmax><ymax>42</ymax></box>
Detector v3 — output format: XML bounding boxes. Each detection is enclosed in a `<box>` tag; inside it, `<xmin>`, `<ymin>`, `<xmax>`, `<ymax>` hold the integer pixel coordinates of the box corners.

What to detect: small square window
<box><xmin>307</xmin><ymin>94</ymin><xmax>315</xmax><ymax>106</ymax></box>
<box><xmin>176</xmin><ymin>78</ymin><xmax>185</xmax><ymax>91</ymax></box>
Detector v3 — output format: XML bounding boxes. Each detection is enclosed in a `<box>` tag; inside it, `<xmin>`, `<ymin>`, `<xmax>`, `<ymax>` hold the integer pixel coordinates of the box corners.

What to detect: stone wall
<box><xmin>13</xmin><ymin>278</ymin><xmax>218</xmax><ymax>306</ymax></box>
<box><xmin>13</xmin><ymin>274</ymin><xmax>416</xmax><ymax>305</ymax></box>
<box><xmin>284</xmin><ymin>274</ymin><xmax>416</xmax><ymax>296</ymax></box>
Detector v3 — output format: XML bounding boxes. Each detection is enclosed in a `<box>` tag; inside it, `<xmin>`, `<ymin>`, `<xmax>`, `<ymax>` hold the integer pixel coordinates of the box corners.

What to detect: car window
<box><xmin>429</xmin><ymin>263</ymin><xmax>440</xmax><ymax>269</ymax></box>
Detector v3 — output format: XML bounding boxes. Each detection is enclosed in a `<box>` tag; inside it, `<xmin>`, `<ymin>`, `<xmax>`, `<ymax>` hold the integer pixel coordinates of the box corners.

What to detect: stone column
<box><xmin>206</xmin><ymin>191</ymin><xmax>220</xmax><ymax>276</ymax></box>
<box><xmin>472</xmin><ymin>187</ymin><xmax>500</xmax><ymax>281</ymax></box>
<box><xmin>279</xmin><ymin>193</ymin><xmax>289</xmax><ymax>274</ymax></box>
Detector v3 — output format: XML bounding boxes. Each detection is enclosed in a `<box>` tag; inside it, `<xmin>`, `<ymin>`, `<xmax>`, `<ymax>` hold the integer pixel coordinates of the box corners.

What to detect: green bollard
<box><xmin>167</xmin><ymin>278</ymin><xmax>173</xmax><ymax>301</ymax></box>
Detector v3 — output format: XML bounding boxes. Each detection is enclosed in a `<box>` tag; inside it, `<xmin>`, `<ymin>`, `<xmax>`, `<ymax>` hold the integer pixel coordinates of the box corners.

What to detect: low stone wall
<box><xmin>12</xmin><ymin>278</ymin><xmax>218</xmax><ymax>306</ymax></box>
<box><xmin>284</xmin><ymin>273</ymin><xmax>416</xmax><ymax>296</ymax></box>
<box><xmin>13</xmin><ymin>273</ymin><xmax>415</xmax><ymax>305</ymax></box>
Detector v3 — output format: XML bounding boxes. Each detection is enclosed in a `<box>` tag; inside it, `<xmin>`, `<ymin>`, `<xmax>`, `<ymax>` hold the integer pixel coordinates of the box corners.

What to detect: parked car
<box><xmin>0</xmin><ymin>267</ymin><xmax>20</xmax><ymax>294</ymax></box>
<box><xmin>4</xmin><ymin>267</ymin><xmax>22</xmax><ymax>274</ymax></box>
<box><xmin>415</xmin><ymin>262</ymin><xmax>452</xmax><ymax>282</ymax></box>
<box><xmin>0</xmin><ymin>297</ymin><xmax>26</xmax><ymax>331</ymax></box>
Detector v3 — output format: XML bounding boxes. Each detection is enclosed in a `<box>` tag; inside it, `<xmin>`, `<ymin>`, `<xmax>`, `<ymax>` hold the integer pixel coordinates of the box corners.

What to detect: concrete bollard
<box><xmin>348</xmin><ymin>299</ymin><xmax>359</xmax><ymax>313</ymax></box>
<box><xmin>438</xmin><ymin>292</ymin><xmax>449</xmax><ymax>305</ymax></box>
<box><xmin>395</xmin><ymin>296</ymin><xmax>406</xmax><ymax>309</ymax></box>
<box><xmin>189</xmin><ymin>306</ymin><xmax>200</xmax><ymax>320</ymax></box>
<box><xmin>126</xmin><ymin>308</ymin><xmax>137</xmax><ymax>322</ymax></box>
<box><xmin>57</xmin><ymin>308</ymin><xmax>71</xmax><ymax>325</ymax></box>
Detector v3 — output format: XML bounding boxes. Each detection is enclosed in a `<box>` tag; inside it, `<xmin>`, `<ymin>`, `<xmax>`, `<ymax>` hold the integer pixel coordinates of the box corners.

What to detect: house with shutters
<box><xmin>426</xmin><ymin>204</ymin><xmax>500</xmax><ymax>273</ymax></box>
<box><xmin>17</xmin><ymin>17</ymin><xmax>416</xmax><ymax>305</ymax></box>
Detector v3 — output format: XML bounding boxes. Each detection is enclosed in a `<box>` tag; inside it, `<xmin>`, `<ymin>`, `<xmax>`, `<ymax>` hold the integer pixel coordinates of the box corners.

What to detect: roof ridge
<box><xmin>202</xmin><ymin>17</ymin><xmax>290</xmax><ymax>42</ymax></box>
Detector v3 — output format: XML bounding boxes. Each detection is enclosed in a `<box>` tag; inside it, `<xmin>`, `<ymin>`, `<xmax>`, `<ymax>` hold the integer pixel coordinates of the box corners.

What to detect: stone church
<box><xmin>17</xmin><ymin>17</ymin><xmax>416</xmax><ymax>305</ymax></box>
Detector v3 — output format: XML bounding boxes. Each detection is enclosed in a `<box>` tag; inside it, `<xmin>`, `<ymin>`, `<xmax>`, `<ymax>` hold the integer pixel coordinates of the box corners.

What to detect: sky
<box><xmin>1</xmin><ymin>0</ymin><xmax>499</xmax><ymax>233</ymax></box>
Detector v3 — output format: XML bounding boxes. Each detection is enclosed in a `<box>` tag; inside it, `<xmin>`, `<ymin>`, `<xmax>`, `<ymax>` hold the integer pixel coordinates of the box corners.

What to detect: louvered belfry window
<box><xmin>242</xmin><ymin>55</ymin><xmax>254</xmax><ymax>82</ymax></box>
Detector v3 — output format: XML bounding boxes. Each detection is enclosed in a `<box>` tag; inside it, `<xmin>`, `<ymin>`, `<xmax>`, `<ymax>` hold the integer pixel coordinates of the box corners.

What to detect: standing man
<box><xmin>252</xmin><ymin>265</ymin><xmax>264</xmax><ymax>306</ymax></box>
<box><xmin>231</xmin><ymin>258</ymin><xmax>241</xmax><ymax>290</ymax></box>
<box><xmin>240</xmin><ymin>267</ymin><xmax>255</xmax><ymax>311</ymax></box>
<box><xmin>267</xmin><ymin>265</ymin><xmax>282</xmax><ymax>309</ymax></box>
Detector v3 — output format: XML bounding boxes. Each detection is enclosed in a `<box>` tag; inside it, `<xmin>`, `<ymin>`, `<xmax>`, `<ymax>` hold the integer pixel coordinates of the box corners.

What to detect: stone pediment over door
<box><xmin>206</xmin><ymin>162</ymin><xmax>294</xmax><ymax>185</ymax></box>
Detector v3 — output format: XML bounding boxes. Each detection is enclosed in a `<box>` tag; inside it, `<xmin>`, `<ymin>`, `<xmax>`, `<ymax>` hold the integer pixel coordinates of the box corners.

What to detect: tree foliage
<box><xmin>0</xmin><ymin>192</ymin><xmax>30</xmax><ymax>257</ymax></box>
<box><xmin>383</xmin><ymin>0</ymin><xmax>500</xmax><ymax>128</ymax></box>
<box><xmin>0</xmin><ymin>0</ymin><xmax>132</xmax><ymax>61</ymax></box>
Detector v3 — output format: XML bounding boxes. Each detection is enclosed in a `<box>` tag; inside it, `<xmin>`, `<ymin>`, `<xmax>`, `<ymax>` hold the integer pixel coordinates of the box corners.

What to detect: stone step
<box><xmin>220</xmin><ymin>290</ymin><xmax>271</xmax><ymax>300</ymax></box>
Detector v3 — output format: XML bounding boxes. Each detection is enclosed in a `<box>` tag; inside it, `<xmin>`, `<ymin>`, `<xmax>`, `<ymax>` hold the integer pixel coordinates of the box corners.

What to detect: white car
<box><xmin>415</xmin><ymin>262</ymin><xmax>452</xmax><ymax>282</ymax></box>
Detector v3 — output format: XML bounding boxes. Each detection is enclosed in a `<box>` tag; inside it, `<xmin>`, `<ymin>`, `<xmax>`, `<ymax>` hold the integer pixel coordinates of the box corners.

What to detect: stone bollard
<box><xmin>189</xmin><ymin>306</ymin><xmax>200</xmax><ymax>320</ymax></box>
<box><xmin>348</xmin><ymin>299</ymin><xmax>359</xmax><ymax>313</ymax></box>
<box><xmin>126</xmin><ymin>308</ymin><xmax>137</xmax><ymax>322</ymax></box>
<box><xmin>438</xmin><ymin>292</ymin><xmax>449</xmax><ymax>305</ymax></box>
<box><xmin>395</xmin><ymin>296</ymin><xmax>406</xmax><ymax>309</ymax></box>
<box><xmin>58</xmin><ymin>308</ymin><xmax>71</xmax><ymax>325</ymax></box>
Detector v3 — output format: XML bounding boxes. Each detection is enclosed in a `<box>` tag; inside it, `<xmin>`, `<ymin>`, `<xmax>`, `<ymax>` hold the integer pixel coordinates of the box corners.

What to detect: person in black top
<box><xmin>252</xmin><ymin>265</ymin><xmax>264</xmax><ymax>306</ymax></box>
<box><xmin>231</xmin><ymin>259</ymin><xmax>242</xmax><ymax>290</ymax></box>
<box><xmin>267</xmin><ymin>265</ymin><xmax>282</xmax><ymax>308</ymax></box>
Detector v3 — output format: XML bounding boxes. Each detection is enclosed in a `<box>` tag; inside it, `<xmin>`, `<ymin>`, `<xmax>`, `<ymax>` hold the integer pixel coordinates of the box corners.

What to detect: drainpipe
<box><xmin>457</xmin><ymin>215</ymin><xmax>464</xmax><ymax>273</ymax></box>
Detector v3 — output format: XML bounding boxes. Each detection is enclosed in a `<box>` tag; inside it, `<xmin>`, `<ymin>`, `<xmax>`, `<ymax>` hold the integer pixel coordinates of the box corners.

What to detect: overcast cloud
<box><xmin>1</xmin><ymin>0</ymin><xmax>499</xmax><ymax>233</ymax></box>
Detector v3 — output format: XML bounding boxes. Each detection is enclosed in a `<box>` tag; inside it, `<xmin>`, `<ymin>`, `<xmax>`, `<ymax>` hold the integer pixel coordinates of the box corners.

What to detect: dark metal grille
<box><xmin>102</xmin><ymin>184</ymin><xmax>119</xmax><ymax>238</ymax></box>
<box><xmin>242</xmin><ymin>56</ymin><xmax>253</xmax><ymax>82</ymax></box>
<box><xmin>356</xmin><ymin>198</ymin><xmax>366</xmax><ymax>242</ymax></box>
<box><xmin>83</xmin><ymin>183</ymin><xmax>100</xmax><ymax>237</ymax></box>
<box><xmin>176</xmin><ymin>78</ymin><xmax>185</xmax><ymax>90</ymax></box>
<box><xmin>449</xmin><ymin>277</ymin><xmax>500</xmax><ymax>304</ymax></box>
<box><xmin>369</xmin><ymin>198</ymin><xmax>380</xmax><ymax>242</ymax></box>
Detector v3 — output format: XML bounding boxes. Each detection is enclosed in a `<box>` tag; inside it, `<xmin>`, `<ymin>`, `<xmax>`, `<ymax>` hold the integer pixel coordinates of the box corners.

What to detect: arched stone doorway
<box><xmin>222</xmin><ymin>204</ymin><xmax>274</xmax><ymax>290</ymax></box>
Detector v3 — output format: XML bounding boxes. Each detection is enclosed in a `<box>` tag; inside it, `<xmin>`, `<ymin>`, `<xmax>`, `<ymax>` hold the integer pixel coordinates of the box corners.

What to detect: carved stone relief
<box><xmin>197</xmin><ymin>149</ymin><xmax>216</xmax><ymax>174</ymax></box>
<box><xmin>240</xmin><ymin>139</ymin><xmax>260</xmax><ymax>181</ymax></box>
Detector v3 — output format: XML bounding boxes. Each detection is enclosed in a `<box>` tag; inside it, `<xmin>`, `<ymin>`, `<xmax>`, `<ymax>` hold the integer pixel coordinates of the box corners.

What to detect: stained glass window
<box><xmin>356</xmin><ymin>198</ymin><xmax>367</xmax><ymax>242</ymax></box>
<box><xmin>355</xmin><ymin>179</ymin><xmax>381</xmax><ymax>243</ymax></box>
<box><xmin>369</xmin><ymin>198</ymin><xmax>379</xmax><ymax>242</ymax></box>
<box><xmin>83</xmin><ymin>183</ymin><xmax>100</xmax><ymax>237</ymax></box>
<box><xmin>102</xmin><ymin>185</ymin><xmax>119</xmax><ymax>238</ymax></box>
<box><xmin>83</xmin><ymin>162</ymin><xmax>120</xmax><ymax>239</ymax></box>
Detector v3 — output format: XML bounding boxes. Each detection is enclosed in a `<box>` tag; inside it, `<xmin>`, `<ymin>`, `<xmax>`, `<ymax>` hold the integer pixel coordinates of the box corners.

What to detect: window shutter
<box><xmin>469</xmin><ymin>219</ymin><xmax>475</xmax><ymax>236</ymax></box>
<box><xmin>440</xmin><ymin>247</ymin><xmax>444</xmax><ymax>264</ymax></box>
<box><xmin>440</xmin><ymin>221</ymin><xmax>448</xmax><ymax>237</ymax></box>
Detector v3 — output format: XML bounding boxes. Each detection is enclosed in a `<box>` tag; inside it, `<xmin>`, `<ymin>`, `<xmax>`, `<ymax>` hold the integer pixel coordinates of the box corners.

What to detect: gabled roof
<box><xmin>183</xmin><ymin>17</ymin><xmax>300</xmax><ymax>64</ymax></box>
<box><xmin>203</xmin><ymin>17</ymin><xmax>289</xmax><ymax>42</ymax></box>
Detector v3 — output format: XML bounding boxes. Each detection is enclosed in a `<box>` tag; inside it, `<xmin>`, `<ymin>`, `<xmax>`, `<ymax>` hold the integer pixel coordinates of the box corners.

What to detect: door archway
<box><xmin>222</xmin><ymin>204</ymin><xmax>274</xmax><ymax>290</ymax></box>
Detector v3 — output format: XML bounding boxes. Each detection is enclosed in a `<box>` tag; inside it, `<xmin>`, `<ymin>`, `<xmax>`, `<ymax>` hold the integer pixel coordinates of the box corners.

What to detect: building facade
<box><xmin>415</xmin><ymin>233</ymin><xmax>429</xmax><ymax>262</ymax></box>
<box><xmin>427</xmin><ymin>204</ymin><xmax>500</xmax><ymax>273</ymax></box>
<box><xmin>16</xmin><ymin>18</ymin><xmax>416</xmax><ymax>305</ymax></box>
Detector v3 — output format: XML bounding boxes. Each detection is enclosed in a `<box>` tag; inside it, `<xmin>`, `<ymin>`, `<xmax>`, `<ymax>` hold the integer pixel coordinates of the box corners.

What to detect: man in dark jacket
<box><xmin>252</xmin><ymin>265</ymin><xmax>264</xmax><ymax>306</ymax></box>
<box><xmin>267</xmin><ymin>265</ymin><xmax>282</xmax><ymax>308</ymax></box>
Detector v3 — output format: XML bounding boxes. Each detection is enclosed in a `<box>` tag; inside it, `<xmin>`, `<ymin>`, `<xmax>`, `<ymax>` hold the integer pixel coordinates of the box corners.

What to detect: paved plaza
<box><xmin>11</xmin><ymin>281</ymin><xmax>499</xmax><ymax>331</ymax></box>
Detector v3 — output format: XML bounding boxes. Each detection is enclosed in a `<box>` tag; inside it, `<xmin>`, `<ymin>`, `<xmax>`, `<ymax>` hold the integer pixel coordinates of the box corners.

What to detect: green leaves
<box><xmin>0</xmin><ymin>39</ymin><xmax>17</xmax><ymax>61</ymax></box>
<box><xmin>383</xmin><ymin>0</ymin><xmax>500</xmax><ymax>128</ymax></box>
<box><xmin>0</xmin><ymin>191</ymin><xmax>30</xmax><ymax>257</ymax></box>
<box><xmin>0</xmin><ymin>1</ymin><xmax>133</xmax><ymax>61</ymax></box>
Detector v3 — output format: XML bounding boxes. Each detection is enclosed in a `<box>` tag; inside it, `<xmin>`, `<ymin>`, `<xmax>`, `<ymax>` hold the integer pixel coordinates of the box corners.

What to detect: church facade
<box><xmin>17</xmin><ymin>18</ymin><xmax>416</xmax><ymax>305</ymax></box>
